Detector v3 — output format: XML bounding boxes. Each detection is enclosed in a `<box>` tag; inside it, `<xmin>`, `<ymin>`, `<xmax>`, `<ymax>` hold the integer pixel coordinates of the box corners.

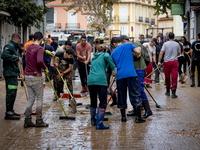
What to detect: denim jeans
<box><xmin>25</xmin><ymin>75</ymin><xmax>44</xmax><ymax>119</ymax></box>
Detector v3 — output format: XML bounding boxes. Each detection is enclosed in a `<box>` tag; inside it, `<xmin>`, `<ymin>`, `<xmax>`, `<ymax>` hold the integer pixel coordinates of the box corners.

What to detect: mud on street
<box><xmin>0</xmin><ymin>74</ymin><xmax>200</xmax><ymax>150</ymax></box>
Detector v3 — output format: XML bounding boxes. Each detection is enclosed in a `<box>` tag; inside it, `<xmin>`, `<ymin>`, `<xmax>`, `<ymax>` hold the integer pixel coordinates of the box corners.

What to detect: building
<box><xmin>110</xmin><ymin>0</ymin><xmax>158</xmax><ymax>41</ymax></box>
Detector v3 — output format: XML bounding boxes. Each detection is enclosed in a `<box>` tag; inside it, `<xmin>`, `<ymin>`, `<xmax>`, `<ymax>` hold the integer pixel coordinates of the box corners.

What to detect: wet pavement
<box><xmin>0</xmin><ymin>73</ymin><xmax>200</xmax><ymax>150</ymax></box>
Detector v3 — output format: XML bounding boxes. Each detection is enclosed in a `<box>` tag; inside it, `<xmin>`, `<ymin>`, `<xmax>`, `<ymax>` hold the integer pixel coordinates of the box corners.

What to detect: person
<box><xmin>154</xmin><ymin>40</ymin><xmax>161</xmax><ymax>84</ymax></box>
<box><xmin>19</xmin><ymin>44</ymin><xmax>25</xmax><ymax>87</ymax></box>
<box><xmin>68</xmin><ymin>37</ymin><xmax>73</xmax><ymax>45</ymax></box>
<box><xmin>52</xmin><ymin>49</ymin><xmax>75</xmax><ymax>101</ymax></box>
<box><xmin>181</xmin><ymin>36</ymin><xmax>191</xmax><ymax>74</ymax></box>
<box><xmin>88</xmin><ymin>44</ymin><xmax>116</xmax><ymax>130</ymax></box>
<box><xmin>186</xmin><ymin>33</ymin><xmax>200</xmax><ymax>87</ymax></box>
<box><xmin>47</xmin><ymin>35</ymin><xmax>53</xmax><ymax>43</ymax></box>
<box><xmin>72</xmin><ymin>38</ymin><xmax>80</xmax><ymax>80</ymax></box>
<box><xmin>93</xmin><ymin>38</ymin><xmax>101</xmax><ymax>53</ymax></box>
<box><xmin>139</xmin><ymin>35</ymin><xmax>146</xmax><ymax>44</ymax></box>
<box><xmin>76</xmin><ymin>35</ymin><xmax>91</xmax><ymax>93</ymax></box>
<box><xmin>158</xmin><ymin>33</ymin><xmax>167</xmax><ymax>46</ymax></box>
<box><xmin>158</xmin><ymin>32</ymin><xmax>181</xmax><ymax>98</ymax></box>
<box><xmin>24</xmin><ymin>31</ymin><xmax>49</xmax><ymax>128</ymax></box>
<box><xmin>43</xmin><ymin>40</ymin><xmax>55</xmax><ymax>80</ymax></box>
<box><xmin>1</xmin><ymin>33</ymin><xmax>21</xmax><ymax>120</ymax></box>
<box><xmin>120</xmin><ymin>35</ymin><xmax>131</xmax><ymax>43</ymax></box>
<box><xmin>111</xmin><ymin>37</ymin><xmax>145</xmax><ymax>123</ymax></box>
<box><xmin>24</xmin><ymin>34</ymin><xmax>34</xmax><ymax>50</ymax></box>
<box><xmin>51</xmin><ymin>38</ymin><xmax>58</xmax><ymax>51</ymax></box>
<box><xmin>127</xmin><ymin>41</ymin><xmax>153</xmax><ymax>118</ymax></box>
<box><xmin>143</xmin><ymin>38</ymin><xmax>157</xmax><ymax>88</ymax></box>
<box><xmin>56</xmin><ymin>41</ymin><xmax>72</xmax><ymax>52</ymax></box>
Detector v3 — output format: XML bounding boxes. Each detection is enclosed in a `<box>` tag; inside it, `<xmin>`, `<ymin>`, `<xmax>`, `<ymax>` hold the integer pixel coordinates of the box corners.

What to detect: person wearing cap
<box><xmin>111</xmin><ymin>37</ymin><xmax>145</xmax><ymax>123</ymax></box>
<box><xmin>139</xmin><ymin>35</ymin><xmax>146</xmax><ymax>45</ymax></box>
<box><xmin>120</xmin><ymin>35</ymin><xmax>131</xmax><ymax>43</ymax></box>
<box><xmin>87</xmin><ymin>44</ymin><xmax>116</xmax><ymax>130</ymax></box>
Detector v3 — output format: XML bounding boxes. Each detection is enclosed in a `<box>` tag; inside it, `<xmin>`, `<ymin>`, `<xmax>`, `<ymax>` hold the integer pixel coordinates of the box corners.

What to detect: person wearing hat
<box><xmin>120</xmin><ymin>35</ymin><xmax>131</xmax><ymax>43</ymax></box>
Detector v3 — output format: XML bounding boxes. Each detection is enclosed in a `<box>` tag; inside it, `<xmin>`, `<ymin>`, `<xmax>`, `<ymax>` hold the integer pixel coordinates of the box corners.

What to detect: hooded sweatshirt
<box><xmin>87</xmin><ymin>52</ymin><xmax>116</xmax><ymax>86</ymax></box>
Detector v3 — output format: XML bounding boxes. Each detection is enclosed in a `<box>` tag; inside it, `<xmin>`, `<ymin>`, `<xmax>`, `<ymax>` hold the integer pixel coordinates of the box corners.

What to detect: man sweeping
<box><xmin>52</xmin><ymin>48</ymin><xmax>75</xmax><ymax>101</ymax></box>
<box><xmin>1</xmin><ymin>33</ymin><xmax>21</xmax><ymax>120</ymax></box>
<box><xmin>111</xmin><ymin>37</ymin><xmax>145</xmax><ymax>123</ymax></box>
<box><xmin>158</xmin><ymin>32</ymin><xmax>181</xmax><ymax>98</ymax></box>
<box><xmin>24</xmin><ymin>32</ymin><xmax>49</xmax><ymax>128</ymax></box>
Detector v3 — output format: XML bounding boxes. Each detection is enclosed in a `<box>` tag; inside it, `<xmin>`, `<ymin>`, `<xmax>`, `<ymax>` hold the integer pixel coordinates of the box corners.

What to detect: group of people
<box><xmin>1</xmin><ymin>30</ymin><xmax>200</xmax><ymax>130</ymax></box>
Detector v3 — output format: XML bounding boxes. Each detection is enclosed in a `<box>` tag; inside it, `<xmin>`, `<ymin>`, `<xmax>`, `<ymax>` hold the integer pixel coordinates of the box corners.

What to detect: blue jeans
<box><xmin>136</xmin><ymin>70</ymin><xmax>148</xmax><ymax>102</ymax></box>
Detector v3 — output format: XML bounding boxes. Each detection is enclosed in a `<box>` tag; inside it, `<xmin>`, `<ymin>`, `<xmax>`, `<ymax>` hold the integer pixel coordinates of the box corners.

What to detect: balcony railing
<box><xmin>65</xmin><ymin>23</ymin><xmax>80</xmax><ymax>29</ymax></box>
<box><xmin>139</xmin><ymin>17</ymin><xmax>143</xmax><ymax>22</ymax></box>
<box><xmin>145</xmin><ymin>18</ymin><xmax>149</xmax><ymax>23</ymax></box>
<box><xmin>55</xmin><ymin>23</ymin><xmax>61</xmax><ymax>29</ymax></box>
<box><xmin>151</xmin><ymin>18</ymin><xmax>155</xmax><ymax>25</ymax></box>
<box><xmin>114</xmin><ymin>15</ymin><xmax>129</xmax><ymax>22</ymax></box>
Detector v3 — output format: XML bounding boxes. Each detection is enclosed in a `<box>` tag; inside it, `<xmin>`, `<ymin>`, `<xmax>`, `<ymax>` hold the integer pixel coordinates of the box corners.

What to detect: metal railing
<box><xmin>139</xmin><ymin>17</ymin><xmax>143</xmax><ymax>22</ymax></box>
<box><xmin>151</xmin><ymin>19</ymin><xmax>155</xmax><ymax>25</ymax></box>
<box><xmin>65</xmin><ymin>23</ymin><xmax>80</xmax><ymax>29</ymax></box>
<box><xmin>145</xmin><ymin>18</ymin><xmax>149</xmax><ymax>23</ymax></box>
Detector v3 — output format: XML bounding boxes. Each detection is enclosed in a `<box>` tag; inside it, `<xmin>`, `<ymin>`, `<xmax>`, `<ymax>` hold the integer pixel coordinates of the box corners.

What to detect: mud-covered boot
<box><xmin>90</xmin><ymin>107</ymin><xmax>96</xmax><ymax>126</ymax></box>
<box><xmin>142</xmin><ymin>101</ymin><xmax>153</xmax><ymax>118</ymax></box>
<box><xmin>110</xmin><ymin>93</ymin><xmax>118</xmax><ymax>106</ymax></box>
<box><xmin>190</xmin><ymin>77</ymin><xmax>195</xmax><ymax>87</ymax></box>
<box><xmin>120</xmin><ymin>108</ymin><xmax>126</xmax><ymax>122</ymax></box>
<box><xmin>36</xmin><ymin>119</ymin><xmax>49</xmax><ymax>127</ymax></box>
<box><xmin>4</xmin><ymin>111</ymin><xmax>20</xmax><ymax>120</ymax></box>
<box><xmin>96</xmin><ymin>108</ymin><xmax>109</xmax><ymax>130</ymax></box>
<box><xmin>165</xmin><ymin>88</ymin><xmax>170</xmax><ymax>96</ymax></box>
<box><xmin>135</xmin><ymin>107</ymin><xmax>146</xmax><ymax>123</ymax></box>
<box><xmin>171</xmin><ymin>90</ymin><xmax>178</xmax><ymax>98</ymax></box>
<box><xmin>127</xmin><ymin>107</ymin><xmax>136</xmax><ymax>116</ymax></box>
<box><xmin>24</xmin><ymin>118</ymin><xmax>36</xmax><ymax>128</ymax></box>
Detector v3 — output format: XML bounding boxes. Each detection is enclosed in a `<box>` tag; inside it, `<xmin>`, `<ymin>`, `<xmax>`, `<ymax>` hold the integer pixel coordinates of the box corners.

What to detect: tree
<box><xmin>61</xmin><ymin>0</ymin><xmax>120</xmax><ymax>32</ymax></box>
<box><xmin>0</xmin><ymin>0</ymin><xmax>48</xmax><ymax>28</ymax></box>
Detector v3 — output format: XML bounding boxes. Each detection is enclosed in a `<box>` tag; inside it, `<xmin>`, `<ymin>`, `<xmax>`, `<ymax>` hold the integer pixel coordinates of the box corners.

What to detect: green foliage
<box><xmin>0</xmin><ymin>0</ymin><xmax>48</xmax><ymax>28</ymax></box>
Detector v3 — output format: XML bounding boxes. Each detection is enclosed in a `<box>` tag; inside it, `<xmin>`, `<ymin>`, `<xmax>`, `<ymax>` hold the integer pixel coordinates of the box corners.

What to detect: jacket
<box><xmin>87</xmin><ymin>52</ymin><xmax>116</xmax><ymax>86</ymax></box>
<box><xmin>1</xmin><ymin>40</ymin><xmax>20</xmax><ymax>77</ymax></box>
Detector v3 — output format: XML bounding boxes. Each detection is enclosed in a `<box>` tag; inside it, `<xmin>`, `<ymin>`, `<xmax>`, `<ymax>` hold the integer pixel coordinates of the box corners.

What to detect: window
<box><xmin>143</xmin><ymin>26</ymin><xmax>145</xmax><ymax>35</ymax></box>
<box><xmin>143</xmin><ymin>8</ymin><xmax>145</xmax><ymax>23</ymax></box>
<box><xmin>120</xmin><ymin>25</ymin><xmax>128</xmax><ymax>35</ymax></box>
<box><xmin>136</xmin><ymin>6</ymin><xmax>139</xmax><ymax>22</ymax></box>
<box><xmin>119</xmin><ymin>6</ymin><xmax>128</xmax><ymax>22</ymax></box>
<box><xmin>149</xmin><ymin>10</ymin><xmax>151</xmax><ymax>24</ymax></box>
<box><xmin>68</xmin><ymin>11</ymin><xmax>77</xmax><ymax>28</ymax></box>
<box><xmin>136</xmin><ymin>25</ymin><xmax>139</xmax><ymax>39</ymax></box>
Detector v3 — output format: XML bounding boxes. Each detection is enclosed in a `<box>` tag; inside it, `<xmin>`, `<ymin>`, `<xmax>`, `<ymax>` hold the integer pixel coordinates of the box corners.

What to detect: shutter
<box><xmin>119</xmin><ymin>7</ymin><xmax>128</xmax><ymax>22</ymax></box>
<box><xmin>136</xmin><ymin>26</ymin><xmax>139</xmax><ymax>39</ymax></box>
<box><xmin>46</xmin><ymin>8</ymin><xmax>54</xmax><ymax>24</ymax></box>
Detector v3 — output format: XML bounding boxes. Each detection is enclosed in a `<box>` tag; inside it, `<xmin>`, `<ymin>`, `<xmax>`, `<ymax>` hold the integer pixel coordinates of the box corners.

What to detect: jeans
<box><xmin>178</xmin><ymin>56</ymin><xmax>185</xmax><ymax>75</ymax></box>
<box><xmin>25</xmin><ymin>75</ymin><xmax>44</xmax><ymax>119</ymax></box>
<box><xmin>117</xmin><ymin>77</ymin><xmax>142</xmax><ymax>109</ymax></box>
<box><xmin>191</xmin><ymin>60</ymin><xmax>200</xmax><ymax>78</ymax></box>
<box><xmin>88</xmin><ymin>85</ymin><xmax>107</xmax><ymax>108</ymax></box>
<box><xmin>77</xmin><ymin>60</ymin><xmax>90</xmax><ymax>87</ymax></box>
<box><xmin>136</xmin><ymin>70</ymin><xmax>148</xmax><ymax>102</ymax></box>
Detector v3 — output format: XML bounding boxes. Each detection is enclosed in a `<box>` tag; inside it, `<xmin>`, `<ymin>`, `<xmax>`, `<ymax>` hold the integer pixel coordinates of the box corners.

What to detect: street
<box><xmin>0</xmin><ymin>74</ymin><xmax>200</xmax><ymax>150</ymax></box>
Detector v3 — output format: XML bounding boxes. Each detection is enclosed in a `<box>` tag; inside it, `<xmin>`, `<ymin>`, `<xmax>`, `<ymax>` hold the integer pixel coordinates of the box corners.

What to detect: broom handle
<box><xmin>107</xmin><ymin>88</ymin><xmax>117</xmax><ymax>105</ymax></box>
<box><xmin>56</xmin><ymin>68</ymin><xmax>73</xmax><ymax>98</ymax></box>
<box><xmin>18</xmin><ymin>62</ymin><xmax>28</xmax><ymax>101</ymax></box>
<box><xmin>108</xmin><ymin>76</ymin><xmax>115</xmax><ymax>91</ymax></box>
<box><xmin>46</xmin><ymin>75</ymin><xmax>68</xmax><ymax>117</ymax></box>
<box><xmin>146</xmin><ymin>64</ymin><xmax>162</xmax><ymax>78</ymax></box>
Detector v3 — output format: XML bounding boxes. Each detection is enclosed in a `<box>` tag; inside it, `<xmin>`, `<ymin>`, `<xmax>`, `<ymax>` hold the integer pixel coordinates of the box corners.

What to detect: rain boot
<box><xmin>90</xmin><ymin>107</ymin><xmax>96</xmax><ymax>126</ymax></box>
<box><xmin>72</xmin><ymin>70</ymin><xmax>75</xmax><ymax>80</ymax></box>
<box><xmin>190</xmin><ymin>77</ymin><xmax>195</xmax><ymax>87</ymax></box>
<box><xmin>24</xmin><ymin>117</ymin><xmax>36</xmax><ymax>128</ymax></box>
<box><xmin>36</xmin><ymin>119</ymin><xmax>49</xmax><ymax>127</ymax></box>
<box><xmin>142</xmin><ymin>101</ymin><xmax>153</xmax><ymax>118</ymax></box>
<box><xmin>4</xmin><ymin>111</ymin><xmax>20</xmax><ymax>120</ymax></box>
<box><xmin>171</xmin><ymin>90</ymin><xmax>178</xmax><ymax>98</ymax></box>
<box><xmin>12</xmin><ymin>110</ymin><xmax>20</xmax><ymax>116</ymax></box>
<box><xmin>96</xmin><ymin>108</ymin><xmax>109</xmax><ymax>130</ymax></box>
<box><xmin>165</xmin><ymin>88</ymin><xmax>170</xmax><ymax>96</ymax></box>
<box><xmin>110</xmin><ymin>93</ymin><xmax>118</xmax><ymax>106</ymax></box>
<box><xmin>120</xmin><ymin>108</ymin><xmax>126</xmax><ymax>122</ymax></box>
<box><xmin>127</xmin><ymin>107</ymin><xmax>136</xmax><ymax>116</ymax></box>
<box><xmin>81</xmin><ymin>86</ymin><xmax>85</xmax><ymax>93</ymax></box>
<box><xmin>135</xmin><ymin>107</ymin><xmax>146</xmax><ymax>123</ymax></box>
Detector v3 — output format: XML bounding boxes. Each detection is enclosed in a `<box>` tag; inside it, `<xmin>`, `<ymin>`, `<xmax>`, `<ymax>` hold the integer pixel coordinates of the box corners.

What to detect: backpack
<box><xmin>141</xmin><ymin>45</ymin><xmax>150</xmax><ymax>66</ymax></box>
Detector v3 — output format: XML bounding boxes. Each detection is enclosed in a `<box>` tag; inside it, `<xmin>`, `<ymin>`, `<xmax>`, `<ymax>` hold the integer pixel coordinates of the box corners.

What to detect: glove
<box><xmin>158</xmin><ymin>62</ymin><xmax>162</xmax><ymax>68</ymax></box>
<box><xmin>45</xmin><ymin>50</ymin><xmax>54</xmax><ymax>56</ymax></box>
<box><xmin>62</xmin><ymin>72</ymin><xmax>65</xmax><ymax>76</ymax></box>
<box><xmin>44</xmin><ymin>68</ymin><xmax>49</xmax><ymax>76</ymax></box>
<box><xmin>54</xmin><ymin>64</ymin><xmax>56</xmax><ymax>68</ymax></box>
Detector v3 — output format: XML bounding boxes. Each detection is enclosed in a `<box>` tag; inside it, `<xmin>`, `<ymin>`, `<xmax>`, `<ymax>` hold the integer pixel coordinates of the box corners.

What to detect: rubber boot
<box><xmin>127</xmin><ymin>107</ymin><xmax>136</xmax><ymax>116</ymax></box>
<box><xmin>24</xmin><ymin>118</ymin><xmax>36</xmax><ymax>128</ymax></box>
<box><xmin>171</xmin><ymin>90</ymin><xmax>178</xmax><ymax>98</ymax></box>
<box><xmin>4</xmin><ymin>111</ymin><xmax>20</xmax><ymax>120</ymax></box>
<box><xmin>12</xmin><ymin>110</ymin><xmax>20</xmax><ymax>116</ymax></box>
<box><xmin>96</xmin><ymin>108</ymin><xmax>109</xmax><ymax>130</ymax></box>
<box><xmin>110</xmin><ymin>93</ymin><xmax>118</xmax><ymax>106</ymax></box>
<box><xmin>85</xmin><ymin>86</ymin><xmax>89</xmax><ymax>93</ymax></box>
<box><xmin>190</xmin><ymin>77</ymin><xmax>195</xmax><ymax>87</ymax></box>
<box><xmin>72</xmin><ymin>70</ymin><xmax>75</xmax><ymax>80</ymax></box>
<box><xmin>90</xmin><ymin>107</ymin><xmax>96</xmax><ymax>126</ymax></box>
<box><xmin>142</xmin><ymin>101</ymin><xmax>153</xmax><ymax>118</ymax></box>
<box><xmin>120</xmin><ymin>108</ymin><xmax>126</xmax><ymax>122</ymax></box>
<box><xmin>36</xmin><ymin>119</ymin><xmax>49</xmax><ymax>127</ymax></box>
<box><xmin>135</xmin><ymin>107</ymin><xmax>146</xmax><ymax>123</ymax></box>
<box><xmin>81</xmin><ymin>86</ymin><xmax>85</xmax><ymax>93</ymax></box>
<box><xmin>165</xmin><ymin>89</ymin><xmax>170</xmax><ymax>96</ymax></box>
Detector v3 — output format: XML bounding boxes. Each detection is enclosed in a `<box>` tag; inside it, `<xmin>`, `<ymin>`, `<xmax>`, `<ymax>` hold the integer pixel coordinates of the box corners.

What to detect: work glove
<box><xmin>44</xmin><ymin>68</ymin><xmax>49</xmax><ymax>76</ymax></box>
<box><xmin>45</xmin><ymin>50</ymin><xmax>54</xmax><ymax>56</ymax></box>
<box><xmin>158</xmin><ymin>62</ymin><xmax>162</xmax><ymax>68</ymax></box>
<box><xmin>62</xmin><ymin>72</ymin><xmax>65</xmax><ymax>76</ymax></box>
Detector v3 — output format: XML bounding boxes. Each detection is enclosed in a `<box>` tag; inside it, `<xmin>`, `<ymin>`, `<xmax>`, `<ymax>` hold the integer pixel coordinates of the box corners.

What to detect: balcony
<box><xmin>55</xmin><ymin>23</ymin><xmax>61</xmax><ymax>29</ymax></box>
<box><xmin>151</xmin><ymin>19</ymin><xmax>155</xmax><ymax>25</ymax></box>
<box><xmin>114</xmin><ymin>15</ymin><xmax>129</xmax><ymax>22</ymax></box>
<box><xmin>145</xmin><ymin>18</ymin><xmax>149</xmax><ymax>23</ymax></box>
<box><xmin>65</xmin><ymin>23</ymin><xmax>80</xmax><ymax>29</ymax></box>
<box><xmin>139</xmin><ymin>17</ymin><xmax>143</xmax><ymax>22</ymax></box>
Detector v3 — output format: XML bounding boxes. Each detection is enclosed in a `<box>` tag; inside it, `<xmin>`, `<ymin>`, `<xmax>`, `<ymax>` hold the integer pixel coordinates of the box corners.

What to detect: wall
<box><xmin>173</xmin><ymin>15</ymin><xmax>184</xmax><ymax>38</ymax></box>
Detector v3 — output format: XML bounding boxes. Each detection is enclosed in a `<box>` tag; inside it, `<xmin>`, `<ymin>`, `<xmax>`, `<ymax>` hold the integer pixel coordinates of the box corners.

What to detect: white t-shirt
<box><xmin>143</xmin><ymin>42</ymin><xmax>156</xmax><ymax>62</ymax></box>
<box><xmin>161</xmin><ymin>41</ymin><xmax>181</xmax><ymax>62</ymax></box>
<box><xmin>56</xmin><ymin>45</ymin><xmax>65</xmax><ymax>52</ymax></box>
